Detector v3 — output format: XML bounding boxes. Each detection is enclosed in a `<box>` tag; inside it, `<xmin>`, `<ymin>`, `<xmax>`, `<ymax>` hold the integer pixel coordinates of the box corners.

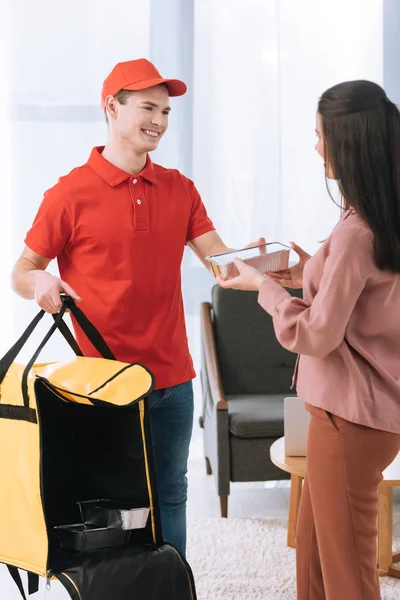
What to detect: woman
<box><xmin>218</xmin><ymin>80</ymin><xmax>400</xmax><ymax>599</ymax></box>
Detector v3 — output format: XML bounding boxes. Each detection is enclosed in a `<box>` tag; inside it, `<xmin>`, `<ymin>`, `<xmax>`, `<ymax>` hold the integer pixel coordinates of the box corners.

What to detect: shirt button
<box><xmin>137</xmin><ymin>199</ymin><xmax>142</xmax><ymax>205</ymax></box>
<box><xmin>132</xmin><ymin>179</ymin><xmax>138</xmax><ymax>184</ymax></box>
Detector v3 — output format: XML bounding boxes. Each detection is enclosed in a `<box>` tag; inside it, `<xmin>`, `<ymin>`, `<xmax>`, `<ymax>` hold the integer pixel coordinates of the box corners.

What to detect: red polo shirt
<box><xmin>25</xmin><ymin>146</ymin><xmax>215</xmax><ymax>389</ymax></box>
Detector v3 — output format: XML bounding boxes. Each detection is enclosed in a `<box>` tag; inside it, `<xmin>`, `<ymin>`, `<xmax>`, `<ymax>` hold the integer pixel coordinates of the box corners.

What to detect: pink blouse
<box><xmin>258</xmin><ymin>210</ymin><xmax>400</xmax><ymax>434</ymax></box>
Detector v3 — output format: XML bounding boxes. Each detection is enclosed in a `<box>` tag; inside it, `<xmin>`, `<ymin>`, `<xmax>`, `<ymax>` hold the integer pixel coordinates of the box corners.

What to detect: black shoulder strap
<box><xmin>28</xmin><ymin>572</ymin><xmax>39</xmax><ymax>595</ymax></box>
<box><xmin>7</xmin><ymin>565</ymin><xmax>27</xmax><ymax>599</ymax></box>
<box><xmin>6</xmin><ymin>566</ymin><xmax>39</xmax><ymax>598</ymax></box>
<box><xmin>61</xmin><ymin>295</ymin><xmax>115</xmax><ymax>360</ymax></box>
<box><xmin>0</xmin><ymin>310</ymin><xmax>45</xmax><ymax>386</ymax></box>
<box><xmin>51</xmin><ymin>313</ymin><xmax>83</xmax><ymax>356</ymax></box>
<box><xmin>21</xmin><ymin>306</ymin><xmax>73</xmax><ymax>408</ymax></box>
<box><xmin>0</xmin><ymin>303</ymin><xmax>81</xmax><ymax>388</ymax></box>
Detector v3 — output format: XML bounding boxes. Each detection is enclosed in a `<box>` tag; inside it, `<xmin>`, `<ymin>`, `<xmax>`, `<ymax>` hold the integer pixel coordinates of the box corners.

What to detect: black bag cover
<box><xmin>56</xmin><ymin>545</ymin><xmax>196</xmax><ymax>599</ymax></box>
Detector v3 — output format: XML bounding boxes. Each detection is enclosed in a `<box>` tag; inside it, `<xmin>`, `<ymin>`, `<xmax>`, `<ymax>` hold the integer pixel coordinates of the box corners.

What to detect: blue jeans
<box><xmin>148</xmin><ymin>380</ymin><xmax>194</xmax><ymax>557</ymax></box>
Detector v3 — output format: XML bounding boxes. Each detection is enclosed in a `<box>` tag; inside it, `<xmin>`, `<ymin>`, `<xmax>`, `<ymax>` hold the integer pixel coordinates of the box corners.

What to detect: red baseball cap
<box><xmin>101</xmin><ymin>58</ymin><xmax>187</xmax><ymax>109</ymax></box>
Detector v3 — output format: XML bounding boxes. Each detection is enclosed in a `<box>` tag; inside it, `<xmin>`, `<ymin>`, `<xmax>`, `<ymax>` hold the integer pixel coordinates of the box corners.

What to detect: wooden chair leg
<box><xmin>392</xmin><ymin>551</ymin><xmax>400</xmax><ymax>564</ymax></box>
<box><xmin>378</xmin><ymin>485</ymin><xmax>393</xmax><ymax>575</ymax></box>
<box><xmin>220</xmin><ymin>496</ymin><xmax>228</xmax><ymax>518</ymax></box>
<box><xmin>287</xmin><ymin>474</ymin><xmax>303</xmax><ymax>549</ymax></box>
<box><xmin>205</xmin><ymin>457</ymin><xmax>212</xmax><ymax>475</ymax></box>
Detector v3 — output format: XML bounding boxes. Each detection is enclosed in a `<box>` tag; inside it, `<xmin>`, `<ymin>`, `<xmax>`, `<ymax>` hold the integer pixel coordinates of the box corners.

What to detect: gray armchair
<box><xmin>199</xmin><ymin>284</ymin><xmax>302</xmax><ymax>517</ymax></box>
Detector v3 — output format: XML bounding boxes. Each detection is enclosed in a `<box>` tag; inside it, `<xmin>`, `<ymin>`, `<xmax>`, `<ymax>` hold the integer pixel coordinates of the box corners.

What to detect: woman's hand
<box><xmin>267</xmin><ymin>242</ymin><xmax>311</xmax><ymax>289</ymax></box>
<box><xmin>217</xmin><ymin>258</ymin><xmax>266</xmax><ymax>291</ymax></box>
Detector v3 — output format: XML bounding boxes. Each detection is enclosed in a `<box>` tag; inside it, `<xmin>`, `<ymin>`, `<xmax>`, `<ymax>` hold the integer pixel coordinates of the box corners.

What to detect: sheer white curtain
<box><xmin>0</xmin><ymin>0</ymin><xmax>17</xmax><ymax>353</ymax></box>
<box><xmin>182</xmin><ymin>0</ymin><xmax>282</xmax><ymax>317</ymax></box>
<box><xmin>192</xmin><ymin>0</ymin><xmax>384</xmax><ymax>259</ymax></box>
<box><xmin>193</xmin><ymin>0</ymin><xmax>281</xmax><ymax>248</ymax></box>
<box><xmin>278</xmin><ymin>0</ymin><xmax>383</xmax><ymax>249</ymax></box>
<box><xmin>0</xmin><ymin>0</ymin><xmax>152</xmax><ymax>359</ymax></box>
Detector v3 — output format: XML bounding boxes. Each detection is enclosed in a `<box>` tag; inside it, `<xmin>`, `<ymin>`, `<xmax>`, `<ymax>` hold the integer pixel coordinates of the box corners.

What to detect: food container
<box><xmin>78</xmin><ymin>499</ymin><xmax>150</xmax><ymax>531</ymax></box>
<box><xmin>207</xmin><ymin>242</ymin><xmax>290</xmax><ymax>280</ymax></box>
<box><xmin>54</xmin><ymin>523</ymin><xmax>131</xmax><ymax>552</ymax></box>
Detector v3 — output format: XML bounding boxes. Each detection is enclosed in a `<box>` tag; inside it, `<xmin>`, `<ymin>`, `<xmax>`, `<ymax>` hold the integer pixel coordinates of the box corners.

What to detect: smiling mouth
<box><xmin>142</xmin><ymin>129</ymin><xmax>161</xmax><ymax>138</ymax></box>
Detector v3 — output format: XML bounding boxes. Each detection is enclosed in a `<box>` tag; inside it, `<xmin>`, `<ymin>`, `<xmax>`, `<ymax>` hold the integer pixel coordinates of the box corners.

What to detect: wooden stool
<box><xmin>270</xmin><ymin>437</ymin><xmax>400</xmax><ymax>578</ymax></box>
<box><xmin>377</xmin><ymin>460</ymin><xmax>400</xmax><ymax>578</ymax></box>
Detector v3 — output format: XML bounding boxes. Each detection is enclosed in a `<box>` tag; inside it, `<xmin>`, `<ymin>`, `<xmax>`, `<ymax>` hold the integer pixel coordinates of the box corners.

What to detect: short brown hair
<box><xmin>104</xmin><ymin>89</ymin><xmax>136</xmax><ymax>124</ymax></box>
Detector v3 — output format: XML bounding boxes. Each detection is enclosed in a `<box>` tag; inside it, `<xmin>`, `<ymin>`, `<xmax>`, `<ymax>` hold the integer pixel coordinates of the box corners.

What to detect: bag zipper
<box><xmin>56</xmin><ymin>571</ymin><xmax>84</xmax><ymax>600</ymax></box>
<box><xmin>36</xmin><ymin>389</ymin><xmax>83</xmax><ymax>600</ymax></box>
<box><xmin>170</xmin><ymin>546</ymin><xmax>196</xmax><ymax>600</ymax></box>
<box><xmin>34</xmin><ymin>386</ymin><xmax>52</xmax><ymax>588</ymax></box>
<box><xmin>35</xmin><ymin>391</ymin><xmax>83</xmax><ymax>600</ymax></box>
<box><xmin>46</xmin><ymin>570</ymin><xmax>51</xmax><ymax>590</ymax></box>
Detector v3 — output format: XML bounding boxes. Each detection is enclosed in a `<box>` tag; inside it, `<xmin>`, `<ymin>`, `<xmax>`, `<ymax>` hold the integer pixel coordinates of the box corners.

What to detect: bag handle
<box><xmin>21</xmin><ymin>304</ymin><xmax>70</xmax><ymax>407</ymax></box>
<box><xmin>0</xmin><ymin>301</ymin><xmax>83</xmax><ymax>387</ymax></box>
<box><xmin>60</xmin><ymin>294</ymin><xmax>115</xmax><ymax>360</ymax></box>
<box><xmin>52</xmin><ymin>312</ymin><xmax>83</xmax><ymax>356</ymax></box>
<box><xmin>20</xmin><ymin>296</ymin><xmax>116</xmax><ymax>408</ymax></box>
<box><xmin>0</xmin><ymin>295</ymin><xmax>116</xmax><ymax>410</ymax></box>
<box><xmin>0</xmin><ymin>309</ymin><xmax>46</xmax><ymax>387</ymax></box>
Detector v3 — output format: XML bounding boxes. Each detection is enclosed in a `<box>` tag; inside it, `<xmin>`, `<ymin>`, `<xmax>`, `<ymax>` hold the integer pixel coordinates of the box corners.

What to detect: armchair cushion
<box><xmin>227</xmin><ymin>394</ymin><xmax>286</xmax><ymax>439</ymax></box>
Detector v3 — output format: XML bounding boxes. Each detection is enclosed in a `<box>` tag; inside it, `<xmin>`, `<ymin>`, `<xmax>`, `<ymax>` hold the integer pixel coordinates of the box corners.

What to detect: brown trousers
<box><xmin>296</xmin><ymin>404</ymin><xmax>400</xmax><ymax>600</ymax></box>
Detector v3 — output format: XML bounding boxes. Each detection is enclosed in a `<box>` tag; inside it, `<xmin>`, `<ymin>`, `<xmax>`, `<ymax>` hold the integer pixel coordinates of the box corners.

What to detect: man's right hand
<box><xmin>34</xmin><ymin>271</ymin><xmax>81</xmax><ymax>313</ymax></box>
<box><xmin>267</xmin><ymin>242</ymin><xmax>311</xmax><ymax>289</ymax></box>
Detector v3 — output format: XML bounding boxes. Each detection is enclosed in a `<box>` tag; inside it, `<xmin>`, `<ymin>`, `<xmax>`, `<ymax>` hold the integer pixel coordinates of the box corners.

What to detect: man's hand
<box><xmin>11</xmin><ymin>246</ymin><xmax>81</xmax><ymax>313</ymax></box>
<box><xmin>34</xmin><ymin>271</ymin><xmax>81</xmax><ymax>313</ymax></box>
<box><xmin>187</xmin><ymin>231</ymin><xmax>267</xmax><ymax>273</ymax></box>
<box><xmin>268</xmin><ymin>242</ymin><xmax>311</xmax><ymax>289</ymax></box>
<box><xmin>244</xmin><ymin>237</ymin><xmax>267</xmax><ymax>253</ymax></box>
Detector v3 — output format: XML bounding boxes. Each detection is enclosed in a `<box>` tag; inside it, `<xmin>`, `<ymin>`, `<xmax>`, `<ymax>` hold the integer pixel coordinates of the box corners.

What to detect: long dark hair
<box><xmin>318</xmin><ymin>80</ymin><xmax>400</xmax><ymax>272</ymax></box>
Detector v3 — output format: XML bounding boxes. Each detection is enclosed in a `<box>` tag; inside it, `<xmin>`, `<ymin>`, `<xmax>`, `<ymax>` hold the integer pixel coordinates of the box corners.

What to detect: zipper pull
<box><xmin>46</xmin><ymin>570</ymin><xmax>52</xmax><ymax>591</ymax></box>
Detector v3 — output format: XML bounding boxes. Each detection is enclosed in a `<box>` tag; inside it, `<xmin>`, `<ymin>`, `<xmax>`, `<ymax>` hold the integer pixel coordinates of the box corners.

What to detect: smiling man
<box><xmin>11</xmin><ymin>59</ymin><xmax>238</xmax><ymax>557</ymax></box>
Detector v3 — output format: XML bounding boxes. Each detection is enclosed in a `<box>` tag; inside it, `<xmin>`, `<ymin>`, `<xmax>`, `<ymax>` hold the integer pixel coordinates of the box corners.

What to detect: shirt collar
<box><xmin>87</xmin><ymin>146</ymin><xmax>158</xmax><ymax>187</ymax></box>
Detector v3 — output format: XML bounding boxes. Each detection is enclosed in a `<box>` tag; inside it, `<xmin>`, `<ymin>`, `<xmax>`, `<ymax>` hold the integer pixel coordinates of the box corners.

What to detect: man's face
<box><xmin>111</xmin><ymin>85</ymin><xmax>171</xmax><ymax>153</ymax></box>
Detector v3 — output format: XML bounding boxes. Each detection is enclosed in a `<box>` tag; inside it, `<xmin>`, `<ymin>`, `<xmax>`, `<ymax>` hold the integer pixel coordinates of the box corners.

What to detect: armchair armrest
<box><xmin>200</xmin><ymin>302</ymin><xmax>228</xmax><ymax>410</ymax></box>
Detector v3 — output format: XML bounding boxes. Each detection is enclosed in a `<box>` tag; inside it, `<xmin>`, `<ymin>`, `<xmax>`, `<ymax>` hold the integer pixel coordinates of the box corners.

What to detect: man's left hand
<box><xmin>244</xmin><ymin>237</ymin><xmax>266</xmax><ymax>252</ymax></box>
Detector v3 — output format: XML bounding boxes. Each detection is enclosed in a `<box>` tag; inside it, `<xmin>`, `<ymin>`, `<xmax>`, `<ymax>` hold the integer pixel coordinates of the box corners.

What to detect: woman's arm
<box><xmin>258</xmin><ymin>226</ymin><xmax>372</xmax><ymax>358</ymax></box>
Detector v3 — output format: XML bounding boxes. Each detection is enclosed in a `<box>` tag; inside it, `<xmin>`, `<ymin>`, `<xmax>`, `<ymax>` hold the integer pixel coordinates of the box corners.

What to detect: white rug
<box><xmin>1</xmin><ymin>518</ymin><xmax>399</xmax><ymax>598</ymax></box>
<box><xmin>187</xmin><ymin>517</ymin><xmax>400</xmax><ymax>600</ymax></box>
